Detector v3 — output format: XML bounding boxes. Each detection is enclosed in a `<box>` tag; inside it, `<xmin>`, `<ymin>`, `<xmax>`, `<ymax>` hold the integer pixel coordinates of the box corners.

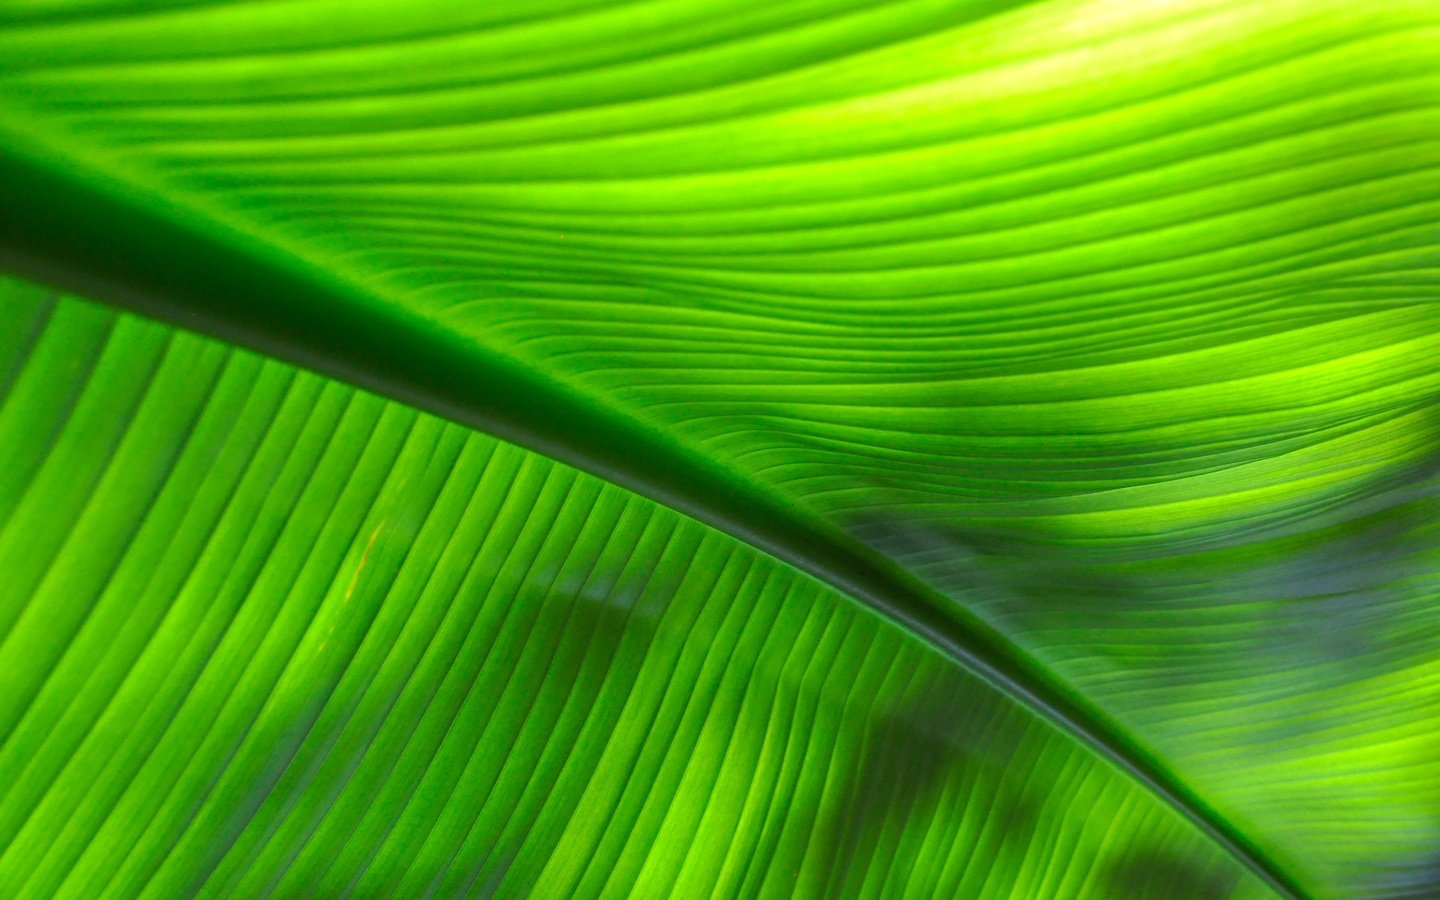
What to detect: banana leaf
<box><xmin>0</xmin><ymin>1</ymin><xmax>1437</xmax><ymax>897</ymax></box>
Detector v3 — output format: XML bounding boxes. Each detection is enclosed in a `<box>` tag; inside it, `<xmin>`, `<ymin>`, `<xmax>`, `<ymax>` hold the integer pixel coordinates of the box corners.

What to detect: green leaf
<box><xmin>0</xmin><ymin>280</ymin><xmax>1271</xmax><ymax>898</ymax></box>
<box><xmin>0</xmin><ymin>0</ymin><xmax>1436</xmax><ymax>896</ymax></box>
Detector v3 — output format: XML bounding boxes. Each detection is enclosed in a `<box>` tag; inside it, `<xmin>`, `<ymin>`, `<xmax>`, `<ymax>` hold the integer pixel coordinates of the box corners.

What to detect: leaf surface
<box><xmin>0</xmin><ymin>280</ymin><xmax>1270</xmax><ymax>898</ymax></box>
<box><xmin>1</xmin><ymin>0</ymin><xmax>1438</xmax><ymax>895</ymax></box>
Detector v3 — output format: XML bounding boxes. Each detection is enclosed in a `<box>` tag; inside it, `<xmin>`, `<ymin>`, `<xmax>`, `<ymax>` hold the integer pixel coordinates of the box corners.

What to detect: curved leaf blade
<box><xmin>0</xmin><ymin>44</ymin><xmax>1301</xmax><ymax>900</ymax></box>
<box><xmin>1</xmin><ymin>0</ymin><xmax>1437</xmax><ymax>894</ymax></box>
<box><xmin>0</xmin><ymin>279</ymin><xmax>1270</xmax><ymax>898</ymax></box>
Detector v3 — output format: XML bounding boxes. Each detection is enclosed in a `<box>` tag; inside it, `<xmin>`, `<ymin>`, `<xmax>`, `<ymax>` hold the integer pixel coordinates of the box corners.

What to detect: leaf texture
<box><xmin>1</xmin><ymin>0</ymin><xmax>1438</xmax><ymax>895</ymax></box>
<box><xmin>0</xmin><ymin>278</ymin><xmax>1269</xmax><ymax>898</ymax></box>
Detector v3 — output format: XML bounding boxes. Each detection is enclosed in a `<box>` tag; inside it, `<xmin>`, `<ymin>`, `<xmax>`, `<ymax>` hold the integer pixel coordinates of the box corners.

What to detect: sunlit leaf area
<box><xmin>0</xmin><ymin>1</ymin><xmax>1436</xmax><ymax>897</ymax></box>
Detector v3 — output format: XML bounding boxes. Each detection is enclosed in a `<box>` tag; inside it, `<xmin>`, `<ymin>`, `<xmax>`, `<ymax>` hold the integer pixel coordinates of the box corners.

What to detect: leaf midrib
<box><xmin>0</xmin><ymin>116</ymin><xmax>1304</xmax><ymax>899</ymax></box>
